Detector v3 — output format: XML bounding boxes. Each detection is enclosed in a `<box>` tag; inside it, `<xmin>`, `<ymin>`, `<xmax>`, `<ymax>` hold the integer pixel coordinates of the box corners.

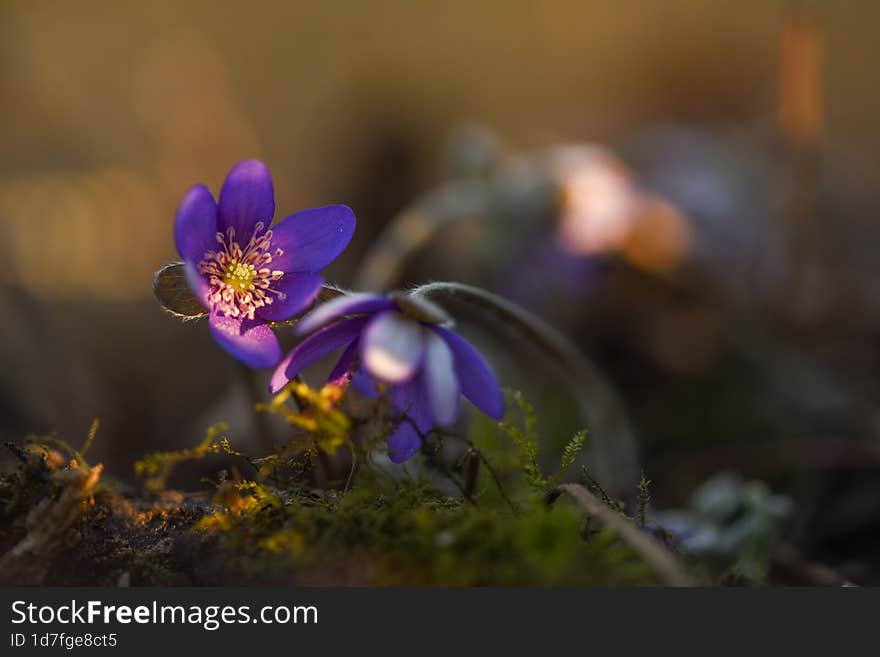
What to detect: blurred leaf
<box><xmin>410</xmin><ymin>281</ymin><xmax>639</xmax><ymax>493</ymax></box>
<box><xmin>152</xmin><ymin>261</ymin><xmax>207</xmax><ymax>319</ymax></box>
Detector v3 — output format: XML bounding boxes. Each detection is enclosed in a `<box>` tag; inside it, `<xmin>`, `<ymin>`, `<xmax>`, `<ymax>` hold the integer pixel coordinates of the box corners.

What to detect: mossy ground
<box><xmin>0</xmin><ymin>386</ymin><xmax>670</xmax><ymax>587</ymax></box>
<box><xmin>0</xmin><ymin>439</ymin><xmax>663</xmax><ymax>586</ymax></box>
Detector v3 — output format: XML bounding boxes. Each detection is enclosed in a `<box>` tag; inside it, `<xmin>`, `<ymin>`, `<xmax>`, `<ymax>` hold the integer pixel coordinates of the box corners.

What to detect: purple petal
<box><xmin>327</xmin><ymin>338</ymin><xmax>360</xmax><ymax>386</ymax></box>
<box><xmin>296</xmin><ymin>293</ymin><xmax>395</xmax><ymax>335</ymax></box>
<box><xmin>361</xmin><ymin>311</ymin><xmax>426</xmax><ymax>383</ymax></box>
<box><xmin>391</xmin><ymin>378</ymin><xmax>433</xmax><ymax>429</ymax></box>
<box><xmin>387</xmin><ymin>421</ymin><xmax>423</xmax><ymax>463</ymax></box>
<box><xmin>422</xmin><ymin>331</ymin><xmax>460</xmax><ymax>426</ymax></box>
<box><xmin>269</xmin><ymin>316</ymin><xmax>368</xmax><ymax>393</ymax></box>
<box><xmin>174</xmin><ymin>184</ymin><xmax>218</xmax><ymax>264</ymax></box>
<box><xmin>218</xmin><ymin>159</ymin><xmax>275</xmax><ymax>244</ymax></box>
<box><xmin>387</xmin><ymin>380</ymin><xmax>432</xmax><ymax>463</ymax></box>
<box><xmin>432</xmin><ymin>326</ymin><xmax>504</xmax><ymax>420</ymax></box>
<box><xmin>256</xmin><ymin>272</ymin><xmax>323</xmax><ymax>322</ymax></box>
<box><xmin>351</xmin><ymin>369</ymin><xmax>379</xmax><ymax>398</ymax></box>
<box><xmin>208</xmin><ymin>312</ymin><xmax>281</xmax><ymax>369</ymax></box>
<box><xmin>268</xmin><ymin>205</ymin><xmax>356</xmax><ymax>273</ymax></box>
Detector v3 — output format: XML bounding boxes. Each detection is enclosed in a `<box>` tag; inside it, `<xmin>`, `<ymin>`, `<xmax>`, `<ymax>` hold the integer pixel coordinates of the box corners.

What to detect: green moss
<box><xmin>0</xmin><ymin>442</ymin><xmax>54</xmax><ymax>530</ymax></box>
<box><xmin>179</xmin><ymin>461</ymin><xmax>658</xmax><ymax>585</ymax></box>
<box><xmin>134</xmin><ymin>423</ymin><xmax>239</xmax><ymax>492</ymax></box>
<box><xmin>0</xmin><ymin>388</ymin><xmax>671</xmax><ymax>585</ymax></box>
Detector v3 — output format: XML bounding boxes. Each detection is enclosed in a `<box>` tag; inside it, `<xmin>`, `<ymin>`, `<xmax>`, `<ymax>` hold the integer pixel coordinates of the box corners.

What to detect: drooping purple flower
<box><xmin>174</xmin><ymin>160</ymin><xmax>355</xmax><ymax>368</ymax></box>
<box><xmin>270</xmin><ymin>293</ymin><xmax>505</xmax><ymax>462</ymax></box>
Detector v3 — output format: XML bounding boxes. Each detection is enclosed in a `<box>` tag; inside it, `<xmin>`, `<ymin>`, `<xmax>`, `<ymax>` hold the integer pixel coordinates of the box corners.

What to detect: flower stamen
<box><xmin>198</xmin><ymin>222</ymin><xmax>286</xmax><ymax>320</ymax></box>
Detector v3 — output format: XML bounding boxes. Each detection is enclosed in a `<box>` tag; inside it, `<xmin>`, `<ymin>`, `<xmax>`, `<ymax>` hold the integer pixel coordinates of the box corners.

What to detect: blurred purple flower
<box><xmin>174</xmin><ymin>160</ymin><xmax>355</xmax><ymax>368</ymax></box>
<box><xmin>270</xmin><ymin>293</ymin><xmax>504</xmax><ymax>462</ymax></box>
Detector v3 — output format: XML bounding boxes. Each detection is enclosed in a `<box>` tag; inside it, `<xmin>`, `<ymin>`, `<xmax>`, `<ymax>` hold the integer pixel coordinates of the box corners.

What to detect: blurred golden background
<box><xmin>3</xmin><ymin>1</ymin><xmax>879</xmax><ymax>298</ymax></box>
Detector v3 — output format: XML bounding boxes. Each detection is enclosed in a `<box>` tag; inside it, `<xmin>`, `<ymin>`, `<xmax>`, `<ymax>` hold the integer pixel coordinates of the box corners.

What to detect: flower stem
<box><xmin>238</xmin><ymin>363</ymin><xmax>274</xmax><ymax>454</ymax></box>
<box><xmin>466</xmin><ymin>441</ymin><xmax>519</xmax><ymax>514</ymax></box>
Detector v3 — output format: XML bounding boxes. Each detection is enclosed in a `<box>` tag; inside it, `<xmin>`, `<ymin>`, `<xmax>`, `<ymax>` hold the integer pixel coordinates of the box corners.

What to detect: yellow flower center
<box><xmin>224</xmin><ymin>261</ymin><xmax>256</xmax><ymax>292</ymax></box>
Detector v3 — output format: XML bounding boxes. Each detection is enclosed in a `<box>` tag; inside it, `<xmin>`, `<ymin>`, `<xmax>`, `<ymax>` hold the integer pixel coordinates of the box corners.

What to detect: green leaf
<box><xmin>152</xmin><ymin>261</ymin><xmax>207</xmax><ymax>319</ymax></box>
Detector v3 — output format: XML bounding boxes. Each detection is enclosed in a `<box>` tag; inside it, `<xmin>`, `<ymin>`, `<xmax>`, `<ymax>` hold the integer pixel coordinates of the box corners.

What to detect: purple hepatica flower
<box><xmin>270</xmin><ymin>293</ymin><xmax>505</xmax><ymax>463</ymax></box>
<box><xmin>174</xmin><ymin>159</ymin><xmax>355</xmax><ymax>368</ymax></box>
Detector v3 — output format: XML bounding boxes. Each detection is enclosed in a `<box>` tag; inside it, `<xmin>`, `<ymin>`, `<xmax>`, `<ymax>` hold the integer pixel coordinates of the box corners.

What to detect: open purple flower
<box><xmin>269</xmin><ymin>293</ymin><xmax>504</xmax><ymax>463</ymax></box>
<box><xmin>174</xmin><ymin>160</ymin><xmax>355</xmax><ymax>368</ymax></box>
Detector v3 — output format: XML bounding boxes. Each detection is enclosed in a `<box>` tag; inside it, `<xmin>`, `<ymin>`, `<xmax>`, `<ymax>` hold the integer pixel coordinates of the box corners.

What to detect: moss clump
<box><xmin>0</xmin><ymin>388</ymin><xmax>677</xmax><ymax>585</ymax></box>
<box><xmin>172</xmin><ymin>471</ymin><xmax>657</xmax><ymax>586</ymax></box>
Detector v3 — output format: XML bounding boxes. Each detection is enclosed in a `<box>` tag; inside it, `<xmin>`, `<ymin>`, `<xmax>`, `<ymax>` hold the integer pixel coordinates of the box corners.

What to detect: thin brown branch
<box><xmin>554</xmin><ymin>483</ymin><xmax>695</xmax><ymax>587</ymax></box>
